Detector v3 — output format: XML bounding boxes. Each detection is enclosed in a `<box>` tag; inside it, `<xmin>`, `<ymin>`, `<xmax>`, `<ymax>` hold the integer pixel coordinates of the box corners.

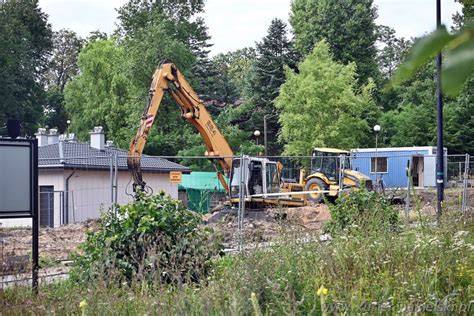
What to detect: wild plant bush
<box><xmin>71</xmin><ymin>192</ymin><xmax>222</xmax><ymax>284</ymax></box>
<box><xmin>325</xmin><ymin>188</ymin><xmax>399</xmax><ymax>234</ymax></box>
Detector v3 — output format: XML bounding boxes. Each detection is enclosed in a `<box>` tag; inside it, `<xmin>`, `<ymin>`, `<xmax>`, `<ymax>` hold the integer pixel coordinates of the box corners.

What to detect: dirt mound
<box><xmin>283</xmin><ymin>204</ymin><xmax>331</xmax><ymax>229</ymax></box>
<box><xmin>203</xmin><ymin>204</ymin><xmax>331</xmax><ymax>248</ymax></box>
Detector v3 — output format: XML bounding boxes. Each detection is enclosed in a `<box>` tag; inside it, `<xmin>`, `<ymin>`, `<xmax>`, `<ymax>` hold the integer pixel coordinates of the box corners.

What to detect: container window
<box><xmin>371</xmin><ymin>157</ymin><xmax>388</xmax><ymax>173</ymax></box>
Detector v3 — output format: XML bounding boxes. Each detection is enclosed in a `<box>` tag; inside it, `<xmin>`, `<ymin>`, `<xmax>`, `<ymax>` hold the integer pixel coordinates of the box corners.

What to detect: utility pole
<box><xmin>436</xmin><ymin>0</ymin><xmax>444</xmax><ymax>224</ymax></box>
<box><xmin>436</xmin><ymin>0</ymin><xmax>444</xmax><ymax>225</ymax></box>
<box><xmin>263</xmin><ymin>115</ymin><xmax>268</xmax><ymax>156</ymax></box>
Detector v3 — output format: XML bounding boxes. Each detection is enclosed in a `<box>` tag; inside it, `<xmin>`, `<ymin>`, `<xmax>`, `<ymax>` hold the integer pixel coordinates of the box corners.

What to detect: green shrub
<box><xmin>71</xmin><ymin>192</ymin><xmax>222</xmax><ymax>284</ymax></box>
<box><xmin>325</xmin><ymin>188</ymin><xmax>399</xmax><ymax>234</ymax></box>
<box><xmin>3</xmin><ymin>212</ymin><xmax>472</xmax><ymax>314</ymax></box>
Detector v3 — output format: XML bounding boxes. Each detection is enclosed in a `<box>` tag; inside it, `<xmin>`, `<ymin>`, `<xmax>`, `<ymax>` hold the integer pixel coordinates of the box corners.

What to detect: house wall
<box><xmin>1</xmin><ymin>169</ymin><xmax>178</xmax><ymax>227</ymax></box>
<box><xmin>0</xmin><ymin>169</ymin><xmax>65</xmax><ymax>228</ymax></box>
<box><xmin>66</xmin><ymin>170</ymin><xmax>177</xmax><ymax>223</ymax></box>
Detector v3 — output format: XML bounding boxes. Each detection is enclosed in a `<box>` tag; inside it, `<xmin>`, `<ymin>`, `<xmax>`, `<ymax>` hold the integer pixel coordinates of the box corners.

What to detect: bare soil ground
<box><xmin>2</xmin><ymin>187</ymin><xmax>472</xmax><ymax>270</ymax></box>
<box><xmin>1</xmin><ymin>220</ymin><xmax>96</xmax><ymax>264</ymax></box>
<box><xmin>1</xmin><ymin>205</ymin><xmax>330</xmax><ymax>269</ymax></box>
<box><xmin>204</xmin><ymin>204</ymin><xmax>331</xmax><ymax>248</ymax></box>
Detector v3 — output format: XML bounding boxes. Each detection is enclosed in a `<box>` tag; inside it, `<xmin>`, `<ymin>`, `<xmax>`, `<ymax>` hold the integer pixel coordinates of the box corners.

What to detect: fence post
<box><xmin>237</xmin><ymin>155</ymin><xmax>246</xmax><ymax>251</ymax></box>
<box><xmin>114</xmin><ymin>153</ymin><xmax>118</xmax><ymax>206</ymax></box>
<box><xmin>462</xmin><ymin>154</ymin><xmax>470</xmax><ymax>214</ymax></box>
<box><xmin>338</xmin><ymin>155</ymin><xmax>344</xmax><ymax>196</ymax></box>
<box><xmin>405</xmin><ymin>159</ymin><xmax>411</xmax><ymax>218</ymax></box>
<box><xmin>0</xmin><ymin>223</ymin><xmax>3</xmax><ymax>293</ymax></box>
<box><xmin>110</xmin><ymin>154</ymin><xmax>114</xmax><ymax>206</ymax></box>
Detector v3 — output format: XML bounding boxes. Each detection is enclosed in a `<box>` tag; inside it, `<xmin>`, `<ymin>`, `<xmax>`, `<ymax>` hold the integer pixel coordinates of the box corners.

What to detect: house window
<box><xmin>371</xmin><ymin>157</ymin><xmax>388</xmax><ymax>173</ymax></box>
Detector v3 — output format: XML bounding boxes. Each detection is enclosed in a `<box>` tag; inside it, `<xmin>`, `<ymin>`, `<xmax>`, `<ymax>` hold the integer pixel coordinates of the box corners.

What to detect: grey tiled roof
<box><xmin>38</xmin><ymin>142</ymin><xmax>190</xmax><ymax>173</ymax></box>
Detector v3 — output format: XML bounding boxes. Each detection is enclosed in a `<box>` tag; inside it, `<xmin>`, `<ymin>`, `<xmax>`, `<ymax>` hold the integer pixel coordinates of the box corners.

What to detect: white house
<box><xmin>0</xmin><ymin>127</ymin><xmax>189</xmax><ymax>228</ymax></box>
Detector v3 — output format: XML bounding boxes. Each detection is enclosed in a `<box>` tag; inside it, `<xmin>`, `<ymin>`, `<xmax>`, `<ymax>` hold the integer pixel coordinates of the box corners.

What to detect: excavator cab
<box><xmin>230</xmin><ymin>156</ymin><xmax>277</xmax><ymax>198</ymax></box>
<box><xmin>229</xmin><ymin>156</ymin><xmax>304</xmax><ymax>207</ymax></box>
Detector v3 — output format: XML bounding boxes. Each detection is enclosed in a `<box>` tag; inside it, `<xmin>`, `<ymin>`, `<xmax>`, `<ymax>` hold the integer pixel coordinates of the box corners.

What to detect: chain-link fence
<box><xmin>1</xmin><ymin>152</ymin><xmax>472</xmax><ymax>288</ymax></box>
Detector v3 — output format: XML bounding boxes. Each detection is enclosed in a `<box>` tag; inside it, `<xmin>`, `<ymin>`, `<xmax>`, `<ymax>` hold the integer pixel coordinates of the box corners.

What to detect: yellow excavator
<box><xmin>127</xmin><ymin>62</ymin><xmax>306</xmax><ymax>208</ymax></box>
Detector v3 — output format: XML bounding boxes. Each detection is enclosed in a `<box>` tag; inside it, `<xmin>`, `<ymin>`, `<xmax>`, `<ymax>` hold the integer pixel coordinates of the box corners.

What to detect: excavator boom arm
<box><xmin>127</xmin><ymin>63</ymin><xmax>233</xmax><ymax>194</ymax></box>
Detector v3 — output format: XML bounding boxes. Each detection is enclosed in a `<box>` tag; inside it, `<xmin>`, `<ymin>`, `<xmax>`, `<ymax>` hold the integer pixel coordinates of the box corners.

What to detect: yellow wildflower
<box><xmin>79</xmin><ymin>300</ymin><xmax>88</xmax><ymax>309</ymax></box>
<box><xmin>317</xmin><ymin>286</ymin><xmax>328</xmax><ymax>296</ymax></box>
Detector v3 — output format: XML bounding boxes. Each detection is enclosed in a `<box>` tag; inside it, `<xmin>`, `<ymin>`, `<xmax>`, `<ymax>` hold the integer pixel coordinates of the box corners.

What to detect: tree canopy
<box><xmin>243</xmin><ymin>18</ymin><xmax>299</xmax><ymax>155</ymax></box>
<box><xmin>276</xmin><ymin>40</ymin><xmax>379</xmax><ymax>155</ymax></box>
<box><xmin>290</xmin><ymin>0</ymin><xmax>379</xmax><ymax>84</ymax></box>
<box><xmin>1</xmin><ymin>0</ymin><xmax>472</xmax><ymax>156</ymax></box>
<box><xmin>0</xmin><ymin>0</ymin><xmax>52</xmax><ymax>135</ymax></box>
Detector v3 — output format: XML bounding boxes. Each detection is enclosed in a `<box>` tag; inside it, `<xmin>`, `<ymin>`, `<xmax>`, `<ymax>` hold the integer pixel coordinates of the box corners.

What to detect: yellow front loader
<box><xmin>303</xmin><ymin>148</ymin><xmax>373</xmax><ymax>202</ymax></box>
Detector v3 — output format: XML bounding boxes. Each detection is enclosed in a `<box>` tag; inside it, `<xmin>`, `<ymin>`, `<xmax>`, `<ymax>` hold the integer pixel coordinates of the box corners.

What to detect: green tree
<box><xmin>64</xmin><ymin>30</ymin><xmax>194</xmax><ymax>153</ymax></box>
<box><xmin>453</xmin><ymin>0</ymin><xmax>474</xmax><ymax>30</ymax></box>
<box><xmin>376</xmin><ymin>26</ymin><xmax>411</xmax><ymax>80</ymax></box>
<box><xmin>45</xmin><ymin>29</ymin><xmax>84</xmax><ymax>92</ymax></box>
<box><xmin>44</xmin><ymin>88</ymin><xmax>69</xmax><ymax>133</ymax></box>
<box><xmin>380</xmin><ymin>61</ymin><xmax>473</xmax><ymax>154</ymax></box>
<box><xmin>276</xmin><ymin>40</ymin><xmax>379</xmax><ymax>155</ymax></box>
<box><xmin>213</xmin><ymin>48</ymin><xmax>257</xmax><ymax>96</ymax></box>
<box><xmin>0</xmin><ymin>0</ymin><xmax>52</xmax><ymax>135</ymax></box>
<box><xmin>380</xmin><ymin>62</ymin><xmax>438</xmax><ymax>147</ymax></box>
<box><xmin>290</xmin><ymin>0</ymin><xmax>379</xmax><ymax>84</ymax></box>
<box><xmin>385</xmin><ymin>1</ymin><xmax>474</xmax><ymax>153</ymax></box>
<box><xmin>244</xmin><ymin>18</ymin><xmax>299</xmax><ymax>155</ymax></box>
<box><xmin>64</xmin><ymin>0</ymin><xmax>227</xmax><ymax>156</ymax></box>
<box><xmin>444</xmin><ymin>78</ymin><xmax>474</xmax><ymax>153</ymax></box>
<box><xmin>42</xmin><ymin>29</ymin><xmax>84</xmax><ymax>133</ymax></box>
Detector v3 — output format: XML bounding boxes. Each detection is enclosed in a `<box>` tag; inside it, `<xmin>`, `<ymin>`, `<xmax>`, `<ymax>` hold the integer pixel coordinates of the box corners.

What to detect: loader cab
<box><xmin>311</xmin><ymin>148</ymin><xmax>350</xmax><ymax>183</ymax></box>
<box><xmin>229</xmin><ymin>156</ymin><xmax>280</xmax><ymax>199</ymax></box>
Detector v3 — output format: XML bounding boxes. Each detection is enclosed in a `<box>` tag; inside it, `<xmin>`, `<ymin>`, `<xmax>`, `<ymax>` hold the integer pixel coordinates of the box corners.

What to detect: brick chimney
<box><xmin>90</xmin><ymin>126</ymin><xmax>105</xmax><ymax>150</ymax></box>
<box><xmin>35</xmin><ymin>128</ymin><xmax>48</xmax><ymax>147</ymax></box>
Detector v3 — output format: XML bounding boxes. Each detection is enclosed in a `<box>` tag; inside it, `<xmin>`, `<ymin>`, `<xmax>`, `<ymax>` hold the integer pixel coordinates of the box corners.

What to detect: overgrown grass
<box><xmin>2</xmin><ymin>210</ymin><xmax>472</xmax><ymax>315</ymax></box>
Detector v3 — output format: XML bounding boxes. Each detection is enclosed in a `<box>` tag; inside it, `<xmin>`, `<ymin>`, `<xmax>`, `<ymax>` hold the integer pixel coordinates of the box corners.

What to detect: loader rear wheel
<box><xmin>305</xmin><ymin>178</ymin><xmax>327</xmax><ymax>203</ymax></box>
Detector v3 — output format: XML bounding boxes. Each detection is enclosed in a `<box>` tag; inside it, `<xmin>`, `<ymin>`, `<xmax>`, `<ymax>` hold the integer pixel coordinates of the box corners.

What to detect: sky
<box><xmin>39</xmin><ymin>0</ymin><xmax>461</xmax><ymax>56</ymax></box>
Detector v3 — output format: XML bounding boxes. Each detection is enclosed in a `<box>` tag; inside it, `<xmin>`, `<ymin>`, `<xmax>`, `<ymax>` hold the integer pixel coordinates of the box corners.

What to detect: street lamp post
<box><xmin>373</xmin><ymin>125</ymin><xmax>381</xmax><ymax>187</ymax></box>
<box><xmin>254</xmin><ymin>130</ymin><xmax>261</xmax><ymax>146</ymax></box>
<box><xmin>263</xmin><ymin>115</ymin><xmax>268</xmax><ymax>156</ymax></box>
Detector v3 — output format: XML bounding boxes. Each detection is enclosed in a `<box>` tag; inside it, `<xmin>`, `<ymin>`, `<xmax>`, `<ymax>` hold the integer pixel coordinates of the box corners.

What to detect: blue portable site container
<box><xmin>350</xmin><ymin>146</ymin><xmax>447</xmax><ymax>188</ymax></box>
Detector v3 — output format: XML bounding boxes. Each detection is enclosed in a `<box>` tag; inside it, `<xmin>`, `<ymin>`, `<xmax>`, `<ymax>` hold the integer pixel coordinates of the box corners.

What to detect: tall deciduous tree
<box><xmin>42</xmin><ymin>29</ymin><xmax>84</xmax><ymax>133</ymax></box>
<box><xmin>444</xmin><ymin>78</ymin><xmax>474</xmax><ymax>154</ymax></box>
<box><xmin>380</xmin><ymin>63</ymin><xmax>437</xmax><ymax>147</ymax></box>
<box><xmin>45</xmin><ymin>29</ymin><xmax>84</xmax><ymax>93</ymax></box>
<box><xmin>383</xmin><ymin>0</ymin><xmax>473</xmax><ymax>153</ymax></box>
<box><xmin>376</xmin><ymin>26</ymin><xmax>411</xmax><ymax>80</ymax></box>
<box><xmin>290</xmin><ymin>0</ymin><xmax>379</xmax><ymax>84</ymax></box>
<box><xmin>276</xmin><ymin>40</ymin><xmax>379</xmax><ymax>155</ymax></box>
<box><xmin>213</xmin><ymin>48</ymin><xmax>256</xmax><ymax>96</ymax></box>
<box><xmin>0</xmin><ymin>0</ymin><xmax>52</xmax><ymax>135</ymax></box>
<box><xmin>65</xmin><ymin>0</ymin><xmax>208</xmax><ymax>155</ymax></box>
